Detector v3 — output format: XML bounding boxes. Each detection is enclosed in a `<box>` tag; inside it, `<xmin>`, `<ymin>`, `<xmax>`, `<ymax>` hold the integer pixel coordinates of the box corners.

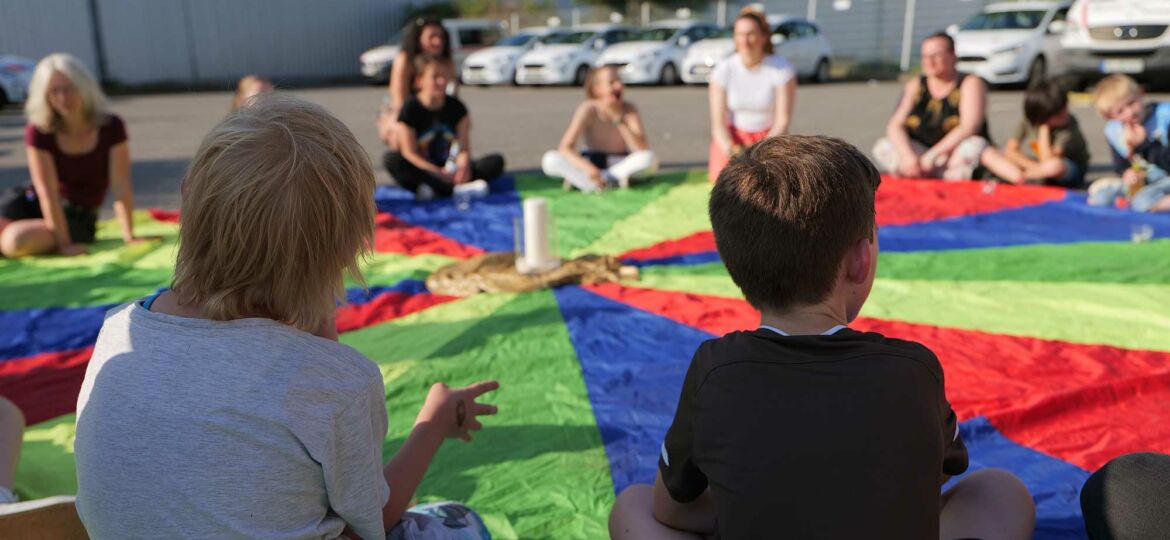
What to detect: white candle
<box><xmin>523</xmin><ymin>197</ymin><xmax>550</xmax><ymax>269</ymax></box>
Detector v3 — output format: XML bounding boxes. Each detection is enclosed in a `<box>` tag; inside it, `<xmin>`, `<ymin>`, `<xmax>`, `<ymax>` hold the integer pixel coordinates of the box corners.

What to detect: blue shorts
<box><xmin>1045</xmin><ymin>159</ymin><xmax>1086</xmax><ymax>189</ymax></box>
<box><xmin>387</xmin><ymin>502</ymin><xmax>491</xmax><ymax>540</ymax></box>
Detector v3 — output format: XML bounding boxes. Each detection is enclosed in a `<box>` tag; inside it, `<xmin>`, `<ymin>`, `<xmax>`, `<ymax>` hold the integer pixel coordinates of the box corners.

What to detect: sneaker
<box><xmin>416</xmin><ymin>184</ymin><xmax>435</xmax><ymax>201</ymax></box>
<box><xmin>453</xmin><ymin>179</ymin><xmax>490</xmax><ymax>198</ymax></box>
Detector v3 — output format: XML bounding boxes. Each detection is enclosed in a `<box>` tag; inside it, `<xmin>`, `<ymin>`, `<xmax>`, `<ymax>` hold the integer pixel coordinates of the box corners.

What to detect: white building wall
<box><xmin>0</xmin><ymin>0</ymin><xmax>101</xmax><ymax>77</ymax></box>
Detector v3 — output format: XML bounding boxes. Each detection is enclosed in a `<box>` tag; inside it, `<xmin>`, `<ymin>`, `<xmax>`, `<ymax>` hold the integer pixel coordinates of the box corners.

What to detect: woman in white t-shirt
<box><xmin>707</xmin><ymin>8</ymin><xmax>797</xmax><ymax>181</ymax></box>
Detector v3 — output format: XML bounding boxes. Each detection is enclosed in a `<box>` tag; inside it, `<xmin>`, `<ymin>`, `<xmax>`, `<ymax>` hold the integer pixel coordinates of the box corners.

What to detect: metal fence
<box><xmin>0</xmin><ymin>0</ymin><xmax>992</xmax><ymax>86</ymax></box>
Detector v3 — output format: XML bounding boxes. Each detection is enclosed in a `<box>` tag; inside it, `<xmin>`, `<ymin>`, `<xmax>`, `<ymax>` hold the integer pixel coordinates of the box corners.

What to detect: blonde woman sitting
<box><xmin>0</xmin><ymin>53</ymin><xmax>147</xmax><ymax>257</ymax></box>
<box><xmin>541</xmin><ymin>66</ymin><xmax>658</xmax><ymax>192</ymax></box>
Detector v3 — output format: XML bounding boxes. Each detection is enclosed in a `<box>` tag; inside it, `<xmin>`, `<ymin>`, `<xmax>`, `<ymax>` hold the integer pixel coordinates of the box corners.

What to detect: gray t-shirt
<box><xmin>75</xmin><ymin>302</ymin><xmax>390</xmax><ymax>540</ymax></box>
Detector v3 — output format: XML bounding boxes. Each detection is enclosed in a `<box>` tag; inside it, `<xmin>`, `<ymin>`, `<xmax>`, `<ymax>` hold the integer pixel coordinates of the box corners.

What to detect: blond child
<box><xmin>1087</xmin><ymin>74</ymin><xmax>1170</xmax><ymax>212</ymax></box>
<box><xmin>230</xmin><ymin>75</ymin><xmax>273</xmax><ymax>112</ymax></box>
<box><xmin>541</xmin><ymin>65</ymin><xmax>658</xmax><ymax>192</ymax></box>
<box><xmin>74</xmin><ymin>94</ymin><xmax>498</xmax><ymax>539</ymax></box>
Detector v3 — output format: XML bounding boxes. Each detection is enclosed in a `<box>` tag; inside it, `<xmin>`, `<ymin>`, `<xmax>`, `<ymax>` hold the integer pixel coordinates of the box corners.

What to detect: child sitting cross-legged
<box><xmin>1002</xmin><ymin>78</ymin><xmax>1090</xmax><ymax>187</ymax></box>
<box><xmin>608</xmin><ymin>136</ymin><xmax>1036</xmax><ymax>540</ymax></box>
<box><xmin>384</xmin><ymin>54</ymin><xmax>504</xmax><ymax>200</ymax></box>
<box><xmin>541</xmin><ymin>65</ymin><xmax>658</xmax><ymax>192</ymax></box>
<box><xmin>1087</xmin><ymin>74</ymin><xmax>1170</xmax><ymax>213</ymax></box>
<box><xmin>74</xmin><ymin>94</ymin><xmax>499</xmax><ymax>540</ymax></box>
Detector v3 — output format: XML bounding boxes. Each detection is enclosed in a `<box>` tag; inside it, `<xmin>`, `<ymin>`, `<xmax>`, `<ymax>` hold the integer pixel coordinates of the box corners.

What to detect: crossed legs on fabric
<box><xmin>609</xmin><ymin>468</ymin><xmax>1035</xmax><ymax>540</ymax></box>
<box><xmin>1088</xmin><ymin>177</ymin><xmax>1170</xmax><ymax>212</ymax></box>
<box><xmin>540</xmin><ymin>150</ymin><xmax>659</xmax><ymax>192</ymax></box>
<box><xmin>383</xmin><ymin>151</ymin><xmax>505</xmax><ymax>198</ymax></box>
<box><xmin>872</xmin><ymin>136</ymin><xmax>990</xmax><ymax>180</ymax></box>
<box><xmin>1081</xmin><ymin>452</ymin><xmax>1170</xmax><ymax>539</ymax></box>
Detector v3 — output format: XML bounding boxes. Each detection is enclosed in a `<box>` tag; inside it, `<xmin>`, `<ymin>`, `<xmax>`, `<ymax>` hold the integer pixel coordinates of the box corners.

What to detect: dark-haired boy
<box><xmin>1003</xmin><ymin>79</ymin><xmax>1090</xmax><ymax>187</ymax></box>
<box><xmin>609</xmin><ymin>136</ymin><xmax>1036</xmax><ymax>540</ymax></box>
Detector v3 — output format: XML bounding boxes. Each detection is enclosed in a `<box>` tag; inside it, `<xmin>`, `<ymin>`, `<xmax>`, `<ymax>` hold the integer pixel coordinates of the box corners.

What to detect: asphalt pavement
<box><xmin>0</xmin><ymin>80</ymin><xmax>1157</xmax><ymax>215</ymax></box>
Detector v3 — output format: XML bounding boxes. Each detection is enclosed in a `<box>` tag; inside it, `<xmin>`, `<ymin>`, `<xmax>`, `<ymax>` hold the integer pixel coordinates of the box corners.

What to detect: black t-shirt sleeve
<box><xmin>658</xmin><ymin>347</ymin><xmax>709</xmax><ymax>503</ymax></box>
<box><xmin>442</xmin><ymin>97</ymin><xmax>468</xmax><ymax>129</ymax></box>
<box><xmin>941</xmin><ymin>405</ymin><xmax>969</xmax><ymax>476</ymax></box>
<box><xmin>397</xmin><ymin>99</ymin><xmax>426</xmax><ymax>132</ymax></box>
<box><xmin>937</xmin><ymin>360</ymin><xmax>969</xmax><ymax>476</ymax></box>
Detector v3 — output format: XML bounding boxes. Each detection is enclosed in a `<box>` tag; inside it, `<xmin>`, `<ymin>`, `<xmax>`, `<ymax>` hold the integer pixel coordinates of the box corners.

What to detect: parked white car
<box><xmin>0</xmin><ymin>55</ymin><xmax>35</xmax><ymax>106</ymax></box>
<box><xmin>679</xmin><ymin>16</ymin><xmax>833</xmax><ymax>85</ymax></box>
<box><xmin>594</xmin><ymin>20</ymin><xmax>722</xmax><ymax>85</ymax></box>
<box><xmin>359</xmin><ymin>19</ymin><xmax>506</xmax><ymax>84</ymax></box>
<box><xmin>515</xmin><ymin>24</ymin><xmax>636</xmax><ymax>86</ymax></box>
<box><xmin>950</xmin><ymin>2</ymin><xmax>1071</xmax><ymax>87</ymax></box>
<box><xmin>461</xmin><ymin>27</ymin><xmax>567</xmax><ymax>85</ymax></box>
<box><xmin>1061</xmin><ymin>0</ymin><xmax>1170</xmax><ymax>84</ymax></box>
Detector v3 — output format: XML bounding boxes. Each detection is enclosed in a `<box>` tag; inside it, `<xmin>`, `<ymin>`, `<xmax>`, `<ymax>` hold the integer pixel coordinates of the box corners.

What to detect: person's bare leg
<box><xmin>979</xmin><ymin>148</ymin><xmax>1025</xmax><ymax>184</ymax></box>
<box><xmin>940</xmin><ymin>468</ymin><xmax>1035</xmax><ymax>540</ymax></box>
<box><xmin>0</xmin><ymin>397</ymin><xmax>24</xmax><ymax>491</ymax></box>
<box><xmin>610</xmin><ymin>484</ymin><xmax>706</xmax><ymax>540</ymax></box>
<box><xmin>1024</xmin><ymin>158</ymin><xmax>1068</xmax><ymax>183</ymax></box>
<box><xmin>0</xmin><ymin>220</ymin><xmax>57</xmax><ymax>258</ymax></box>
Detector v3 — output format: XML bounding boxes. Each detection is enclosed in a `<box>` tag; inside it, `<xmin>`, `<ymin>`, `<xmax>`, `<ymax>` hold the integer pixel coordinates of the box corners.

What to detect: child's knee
<box><xmin>0</xmin><ymin>397</ymin><xmax>24</xmax><ymax>433</ymax></box>
<box><xmin>609</xmin><ymin>484</ymin><xmax>655</xmax><ymax>536</ymax></box>
<box><xmin>541</xmin><ymin>150</ymin><xmax>565</xmax><ymax>176</ymax></box>
<box><xmin>959</xmin><ymin>468</ymin><xmax>1033</xmax><ymax>507</ymax></box>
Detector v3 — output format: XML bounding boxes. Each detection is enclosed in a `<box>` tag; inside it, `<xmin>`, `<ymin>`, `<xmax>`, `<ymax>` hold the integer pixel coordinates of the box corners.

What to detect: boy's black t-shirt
<box><xmin>659</xmin><ymin>327</ymin><xmax>968</xmax><ymax>540</ymax></box>
<box><xmin>397</xmin><ymin>96</ymin><xmax>468</xmax><ymax>167</ymax></box>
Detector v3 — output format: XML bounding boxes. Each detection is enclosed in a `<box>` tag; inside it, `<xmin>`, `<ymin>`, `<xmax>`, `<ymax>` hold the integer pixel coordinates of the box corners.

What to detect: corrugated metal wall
<box><xmin>97</xmin><ymin>0</ymin><xmax>405</xmax><ymax>85</ymax></box>
<box><xmin>2</xmin><ymin>0</ymin><xmax>420</xmax><ymax>86</ymax></box>
<box><xmin>3</xmin><ymin>0</ymin><xmax>992</xmax><ymax>85</ymax></box>
<box><xmin>0</xmin><ymin>0</ymin><xmax>101</xmax><ymax>75</ymax></box>
<box><xmin>760</xmin><ymin>0</ymin><xmax>989</xmax><ymax>65</ymax></box>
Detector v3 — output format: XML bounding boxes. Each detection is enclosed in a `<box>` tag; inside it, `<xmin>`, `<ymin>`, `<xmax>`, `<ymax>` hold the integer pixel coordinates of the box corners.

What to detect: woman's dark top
<box><xmin>24</xmin><ymin>114</ymin><xmax>127</xmax><ymax>209</ymax></box>
<box><xmin>904</xmin><ymin>75</ymin><xmax>989</xmax><ymax>147</ymax></box>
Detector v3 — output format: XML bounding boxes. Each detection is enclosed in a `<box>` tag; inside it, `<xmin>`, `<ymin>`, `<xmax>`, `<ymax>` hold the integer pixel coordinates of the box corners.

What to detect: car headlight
<box><xmin>991</xmin><ymin>45</ymin><xmax>1024</xmax><ymax>63</ymax></box>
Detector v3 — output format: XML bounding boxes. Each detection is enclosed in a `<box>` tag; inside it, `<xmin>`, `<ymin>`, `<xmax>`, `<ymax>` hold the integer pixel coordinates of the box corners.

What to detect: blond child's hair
<box><xmin>1093</xmin><ymin>74</ymin><xmax>1141</xmax><ymax>117</ymax></box>
<box><xmin>172</xmin><ymin>93</ymin><xmax>375</xmax><ymax>333</ymax></box>
<box><xmin>231</xmin><ymin>75</ymin><xmax>274</xmax><ymax>112</ymax></box>
<box><xmin>24</xmin><ymin>53</ymin><xmax>109</xmax><ymax>132</ymax></box>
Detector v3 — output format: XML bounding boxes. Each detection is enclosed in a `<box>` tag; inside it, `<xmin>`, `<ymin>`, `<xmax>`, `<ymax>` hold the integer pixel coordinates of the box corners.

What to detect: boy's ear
<box><xmin>845</xmin><ymin>236</ymin><xmax>874</xmax><ymax>285</ymax></box>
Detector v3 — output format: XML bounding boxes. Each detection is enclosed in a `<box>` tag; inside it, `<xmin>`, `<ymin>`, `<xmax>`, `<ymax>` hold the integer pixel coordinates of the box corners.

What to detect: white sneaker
<box><xmin>417</xmin><ymin>184</ymin><xmax>435</xmax><ymax>201</ymax></box>
<box><xmin>453</xmin><ymin>179</ymin><xmax>490</xmax><ymax>198</ymax></box>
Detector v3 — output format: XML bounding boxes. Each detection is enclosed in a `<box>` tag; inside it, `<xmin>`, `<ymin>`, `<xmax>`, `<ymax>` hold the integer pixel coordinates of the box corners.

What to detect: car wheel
<box><xmin>814</xmin><ymin>58</ymin><xmax>830</xmax><ymax>84</ymax></box>
<box><xmin>0</xmin><ymin>88</ymin><xmax>8</xmax><ymax>108</ymax></box>
<box><xmin>659</xmin><ymin>62</ymin><xmax>678</xmax><ymax>85</ymax></box>
<box><xmin>573</xmin><ymin>65</ymin><xmax>589</xmax><ymax>86</ymax></box>
<box><xmin>1026</xmin><ymin>56</ymin><xmax>1046</xmax><ymax>89</ymax></box>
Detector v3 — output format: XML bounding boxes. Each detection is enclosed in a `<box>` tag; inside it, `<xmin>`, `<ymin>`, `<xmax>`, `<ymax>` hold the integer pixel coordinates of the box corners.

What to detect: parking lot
<box><xmin>1</xmin><ymin>80</ymin><xmax>1164</xmax><ymax>215</ymax></box>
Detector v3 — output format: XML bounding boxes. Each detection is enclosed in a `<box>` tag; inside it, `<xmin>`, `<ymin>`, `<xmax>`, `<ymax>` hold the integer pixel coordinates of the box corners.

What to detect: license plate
<box><xmin>690</xmin><ymin>65</ymin><xmax>711</xmax><ymax>75</ymax></box>
<box><xmin>1100</xmin><ymin>58</ymin><xmax>1144</xmax><ymax>74</ymax></box>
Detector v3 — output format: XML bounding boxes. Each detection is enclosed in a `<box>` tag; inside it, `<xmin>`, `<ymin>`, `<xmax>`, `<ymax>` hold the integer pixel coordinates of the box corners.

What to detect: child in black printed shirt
<box><xmin>609</xmin><ymin>136</ymin><xmax>1036</xmax><ymax>540</ymax></box>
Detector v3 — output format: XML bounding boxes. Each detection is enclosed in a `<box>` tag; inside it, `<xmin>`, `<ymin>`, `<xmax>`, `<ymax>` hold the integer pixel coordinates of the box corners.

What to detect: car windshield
<box><xmin>543</xmin><ymin>31</ymin><xmax>593</xmax><ymax>45</ymax></box>
<box><xmin>960</xmin><ymin>10</ymin><xmax>1047</xmax><ymax>30</ymax></box>
<box><xmin>496</xmin><ymin>33</ymin><xmax>536</xmax><ymax>47</ymax></box>
<box><xmin>632</xmin><ymin>27</ymin><xmax>680</xmax><ymax>41</ymax></box>
<box><xmin>711</xmin><ymin>28</ymin><xmax>732</xmax><ymax>39</ymax></box>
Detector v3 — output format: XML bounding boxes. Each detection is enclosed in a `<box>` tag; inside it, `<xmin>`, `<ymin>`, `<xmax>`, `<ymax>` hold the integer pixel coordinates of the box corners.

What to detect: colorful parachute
<box><xmin>3</xmin><ymin>171</ymin><xmax>1170</xmax><ymax>539</ymax></box>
